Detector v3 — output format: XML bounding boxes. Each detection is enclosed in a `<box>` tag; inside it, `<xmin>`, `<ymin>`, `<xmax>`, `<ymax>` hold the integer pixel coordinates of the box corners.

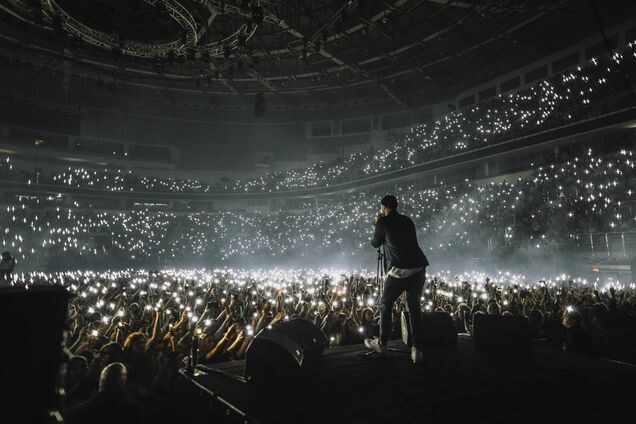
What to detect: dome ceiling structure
<box><xmin>0</xmin><ymin>0</ymin><xmax>634</xmax><ymax>113</ymax></box>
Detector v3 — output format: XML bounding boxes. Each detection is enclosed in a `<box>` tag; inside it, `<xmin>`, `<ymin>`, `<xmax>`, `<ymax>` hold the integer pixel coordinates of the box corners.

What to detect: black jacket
<box><xmin>371</xmin><ymin>210</ymin><xmax>429</xmax><ymax>269</ymax></box>
<box><xmin>0</xmin><ymin>257</ymin><xmax>14</xmax><ymax>272</ymax></box>
<box><xmin>68</xmin><ymin>391</ymin><xmax>142</xmax><ymax>424</ymax></box>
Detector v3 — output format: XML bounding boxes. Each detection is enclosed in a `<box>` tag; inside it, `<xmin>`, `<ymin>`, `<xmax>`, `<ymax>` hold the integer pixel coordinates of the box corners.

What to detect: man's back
<box><xmin>366</xmin><ymin>197</ymin><xmax>429</xmax><ymax>361</ymax></box>
<box><xmin>69</xmin><ymin>391</ymin><xmax>141</xmax><ymax>424</ymax></box>
<box><xmin>0</xmin><ymin>257</ymin><xmax>14</xmax><ymax>271</ymax></box>
<box><xmin>372</xmin><ymin>211</ymin><xmax>429</xmax><ymax>269</ymax></box>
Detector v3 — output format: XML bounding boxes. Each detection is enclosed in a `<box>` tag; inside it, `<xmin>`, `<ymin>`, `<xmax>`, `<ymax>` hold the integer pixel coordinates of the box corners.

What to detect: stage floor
<box><xmin>187</xmin><ymin>335</ymin><xmax>636</xmax><ymax>423</ymax></box>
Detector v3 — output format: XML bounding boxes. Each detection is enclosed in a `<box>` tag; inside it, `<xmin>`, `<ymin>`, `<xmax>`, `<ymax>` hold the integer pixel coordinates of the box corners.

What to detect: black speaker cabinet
<box><xmin>401</xmin><ymin>311</ymin><xmax>457</xmax><ymax>349</ymax></box>
<box><xmin>245</xmin><ymin>319</ymin><xmax>328</xmax><ymax>381</ymax></box>
<box><xmin>0</xmin><ymin>286</ymin><xmax>70</xmax><ymax>423</ymax></box>
<box><xmin>472</xmin><ymin>314</ymin><xmax>532</xmax><ymax>357</ymax></box>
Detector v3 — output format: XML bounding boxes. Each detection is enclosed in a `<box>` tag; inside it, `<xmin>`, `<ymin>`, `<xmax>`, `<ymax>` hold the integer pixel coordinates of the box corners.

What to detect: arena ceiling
<box><xmin>0</xmin><ymin>0</ymin><xmax>635</xmax><ymax>113</ymax></box>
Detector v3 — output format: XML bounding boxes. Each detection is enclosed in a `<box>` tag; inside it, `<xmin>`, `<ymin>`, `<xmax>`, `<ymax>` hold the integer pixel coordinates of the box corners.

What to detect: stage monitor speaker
<box><xmin>401</xmin><ymin>311</ymin><xmax>457</xmax><ymax>349</ymax></box>
<box><xmin>0</xmin><ymin>286</ymin><xmax>70</xmax><ymax>423</ymax></box>
<box><xmin>472</xmin><ymin>314</ymin><xmax>531</xmax><ymax>357</ymax></box>
<box><xmin>245</xmin><ymin>319</ymin><xmax>328</xmax><ymax>382</ymax></box>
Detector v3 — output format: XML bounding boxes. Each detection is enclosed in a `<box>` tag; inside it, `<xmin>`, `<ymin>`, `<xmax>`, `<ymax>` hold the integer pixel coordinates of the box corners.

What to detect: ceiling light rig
<box><xmin>28</xmin><ymin>0</ymin><xmax>281</xmax><ymax>60</ymax></box>
<box><xmin>39</xmin><ymin>0</ymin><xmax>198</xmax><ymax>58</ymax></box>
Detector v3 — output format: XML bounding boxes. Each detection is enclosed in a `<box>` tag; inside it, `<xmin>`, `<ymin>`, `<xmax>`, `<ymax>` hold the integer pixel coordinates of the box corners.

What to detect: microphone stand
<box><xmin>376</xmin><ymin>247</ymin><xmax>385</xmax><ymax>290</ymax></box>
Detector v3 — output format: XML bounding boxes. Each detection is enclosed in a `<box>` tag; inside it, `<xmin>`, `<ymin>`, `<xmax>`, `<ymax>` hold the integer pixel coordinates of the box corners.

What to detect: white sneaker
<box><xmin>364</xmin><ymin>338</ymin><xmax>387</xmax><ymax>355</ymax></box>
<box><xmin>411</xmin><ymin>347</ymin><xmax>423</xmax><ymax>364</ymax></box>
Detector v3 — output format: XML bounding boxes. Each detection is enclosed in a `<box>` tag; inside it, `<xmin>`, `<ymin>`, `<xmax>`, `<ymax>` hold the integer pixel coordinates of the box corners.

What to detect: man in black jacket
<box><xmin>0</xmin><ymin>251</ymin><xmax>15</xmax><ymax>283</ymax></box>
<box><xmin>67</xmin><ymin>362</ymin><xmax>142</xmax><ymax>424</ymax></box>
<box><xmin>364</xmin><ymin>195</ymin><xmax>429</xmax><ymax>363</ymax></box>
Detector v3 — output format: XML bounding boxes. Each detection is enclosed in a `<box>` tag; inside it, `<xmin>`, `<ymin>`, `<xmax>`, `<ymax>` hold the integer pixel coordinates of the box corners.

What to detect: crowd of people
<box><xmin>0</xmin><ymin>144</ymin><xmax>634</xmax><ymax>269</ymax></box>
<box><xmin>0</xmin><ymin>47</ymin><xmax>633</xmax><ymax>272</ymax></box>
<box><xmin>3</xmin><ymin>267</ymin><xmax>634</xmax><ymax>421</ymax></box>
<box><xmin>1</xmin><ymin>44</ymin><xmax>634</xmax><ymax>195</ymax></box>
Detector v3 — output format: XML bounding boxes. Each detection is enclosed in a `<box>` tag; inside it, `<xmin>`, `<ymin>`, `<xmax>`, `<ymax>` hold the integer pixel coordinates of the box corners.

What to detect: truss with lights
<box><xmin>28</xmin><ymin>0</ymin><xmax>282</xmax><ymax>59</ymax></box>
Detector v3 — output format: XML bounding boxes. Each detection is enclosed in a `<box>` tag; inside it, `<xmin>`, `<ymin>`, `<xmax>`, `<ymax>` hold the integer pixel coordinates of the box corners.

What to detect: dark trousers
<box><xmin>379</xmin><ymin>270</ymin><xmax>425</xmax><ymax>349</ymax></box>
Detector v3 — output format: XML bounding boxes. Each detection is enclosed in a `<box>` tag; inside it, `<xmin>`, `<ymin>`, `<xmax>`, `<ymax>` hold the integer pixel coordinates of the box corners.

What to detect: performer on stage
<box><xmin>0</xmin><ymin>251</ymin><xmax>15</xmax><ymax>284</ymax></box>
<box><xmin>364</xmin><ymin>195</ymin><xmax>429</xmax><ymax>363</ymax></box>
